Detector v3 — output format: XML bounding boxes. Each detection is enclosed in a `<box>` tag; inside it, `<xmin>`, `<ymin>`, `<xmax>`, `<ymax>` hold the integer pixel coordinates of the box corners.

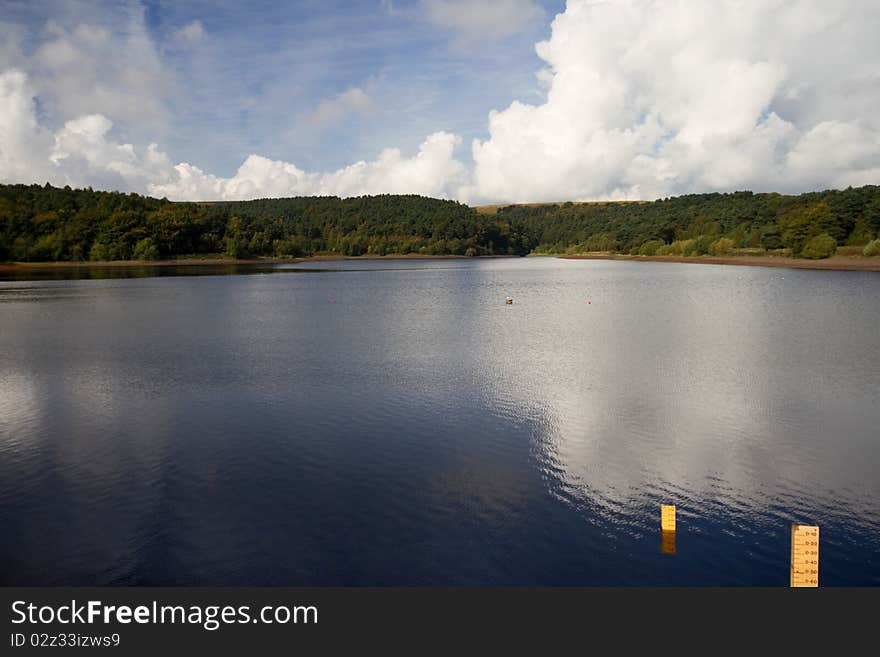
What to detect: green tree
<box><xmin>11</xmin><ymin>236</ymin><xmax>33</xmax><ymax>261</ymax></box>
<box><xmin>800</xmin><ymin>233</ymin><xmax>837</xmax><ymax>259</ymax></box>
<box><xmin>29</xmin><ymin>231</ymin><xmax>65</xmax><ymax>261</ymax></box>
<box><xmin>846</xmin><ymin>219</ymin><xmax>874</xmax><ymax>246</ymax></box>
<box><xmin>760</xmin><ymin>225</ymin><xmax>783</xmax><ymax>250</ymax></box>
<box><xmin>224</xmin><ymin>236</ymin><xmax>249</xmax><ymax>259</ymax></box>
<box><xmin>4</xmin><ymin>182</ymin><xmax>880</xmax><ymax>262</ymax></box>
<box><xmin>638</xmin><ymin>240</ymin><xmax>665</xmax><ymax>256</ymax></box>
<box><xmin>668</xmin><ymin>239</ymin><xmax>692</xmax><ymax>255</ymax></box>
<box><xmin>89</xmin><ymin>241</ymin><xmax>111</xmax><ymax>261</ymax></box>
<box><xmin>692</xmin><ymin>234</ymin><xmax>715</xmax><ymax>255</ymax></box>
<box><xmin>780</xmin><ymin>209</ymin><xmax>814</xmax><ymax>255</ymax></box>
<box><xmin>709</xmin><ymin>237</ymin><xmax>735</xmax><ymax>256</ymax></box>
<box><xmin>865</xmin><ymin>197</ymin><xmax>880</xmax><ymax>235</ymax></box>
<box><xmin>133</xmin><ymin>237</ymin><xmax>160</xmax><ymax>260</ymax></box>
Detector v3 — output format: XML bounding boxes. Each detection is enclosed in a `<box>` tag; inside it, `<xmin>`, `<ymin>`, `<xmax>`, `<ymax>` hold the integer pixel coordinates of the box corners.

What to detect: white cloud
<box><xmin>419</xmin><ymin>0</ymin><xmax>543</xmax><ymax>41</ymax></box>
<box><xmin>0</xmin><ymin>70</ymin><xmax>54</xmax><ymax>183</ymax></box>
<box><xmin>50</xmin><ymin>114</ymin><xmax>173</xmax><ymax>190</ymax></box>
<box><xmin>2</xmin><ymin>1</ymin><xmax>880</xmax><ymax>204</ymax></box>
<box><xmin>0</xmin><ymin>70</ymin><xmax>171</xmax><ymax>191</ymax></box>
<box><xmin>150</xmin><ymin>132</ymin><xmax>467</xmax><ymax>201</ymax></box>
<box><xmin>308</xmin><ymin>87</ymin><xmax>375</xmax><ymax>127</ymax></box>
<box><xmin>1</xmin><ymin>68</ymin><xmax>465</xmax><ymax>200</ymax></box>
<box><xmin>171</xmin><ymin>20</ymin><xmax>205</xmax><ymax>47</ymax></box>
<box><xmin>463</xmin><ymin>0</ymin><xmax>880</xmax><ymax>202</ymax></box>
<box><xmin>29</xmin><ymin>17</ymin><xmax>167</xmax><ymax>129</ymax></box>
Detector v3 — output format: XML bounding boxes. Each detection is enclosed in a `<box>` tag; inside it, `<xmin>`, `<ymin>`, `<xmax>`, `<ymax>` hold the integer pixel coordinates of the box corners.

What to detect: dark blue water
<box><xmin>1</xmin><ymin>258</ymin><xmax>878</xmax><ymax>585</ymax></box>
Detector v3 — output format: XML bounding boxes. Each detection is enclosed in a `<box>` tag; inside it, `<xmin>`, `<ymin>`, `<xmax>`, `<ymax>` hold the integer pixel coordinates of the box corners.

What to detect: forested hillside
<box><xmin>0</xmin><ymin>185</ymin><xmax>532</xmax><ymax>261</ymax></box>
<box><xmin>1</xmin><ymin>183</ymin><xmax>879</xmax><ymax>262</ymax></box>
<box><xmin>501</xmin><ymin>187</ymin><xmax>880</xmax><ymax>258</ymax></box>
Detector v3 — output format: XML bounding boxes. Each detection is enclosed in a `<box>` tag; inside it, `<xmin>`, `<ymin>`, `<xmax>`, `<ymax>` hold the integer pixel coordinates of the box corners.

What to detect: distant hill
<box><xmin>1</xmin><ymin>182</ymin><xmax>878</xmax><ymax>262</ymax></box>
<box><xmin>475</xmin><ymin>200</ymin><xmax>649</xmax><ymax>215</ymax></box>
<box><xmin>0</xmin><ymin>185</ymin><xmax>532</xmax><ymax>260</ymax></box>
<box><xmin>484</xmin><ymin>188</ymin><xmax>880</xmax><ymax>258</ymax></box>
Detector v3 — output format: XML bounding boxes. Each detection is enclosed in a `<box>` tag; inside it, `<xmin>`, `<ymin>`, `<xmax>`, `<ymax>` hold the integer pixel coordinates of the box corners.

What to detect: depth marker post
<box><xmin>661</xmin><ymin>504</ymin><xmax>676</xmax><ymax>532</ymax></box>
<box><xmin>661</xmin><ymin>504</ymin><xmax>676</xmax><ymax>555</ymax></box>
<box><xmin>790</xmin><ymin>524</ymin><xmax>819</xmax><ymax>587</ymax></box>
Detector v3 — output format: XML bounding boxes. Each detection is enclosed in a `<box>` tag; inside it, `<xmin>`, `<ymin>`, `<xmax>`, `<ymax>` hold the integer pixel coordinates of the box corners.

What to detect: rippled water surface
<box><xmin>1</xmin><ymin>258</ymin><xmax>878</xmax><ymax>585</ymax></box>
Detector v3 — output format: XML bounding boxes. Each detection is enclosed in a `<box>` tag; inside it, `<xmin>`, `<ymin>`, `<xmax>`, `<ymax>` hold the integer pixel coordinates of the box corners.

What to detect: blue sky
<box><xmin>1</xmin><ymin>1</ymin><xmax>878</xmax><ymax>202</ymax></box>
<box><xmin>141</xmin><ymin>0</ymin><xmax>562</xmax><ymax>174</ymax></box>
<box><xmin>6</xmin><ymin>0</ymin><xmax>562</xmax><ymax>176</ymax></box>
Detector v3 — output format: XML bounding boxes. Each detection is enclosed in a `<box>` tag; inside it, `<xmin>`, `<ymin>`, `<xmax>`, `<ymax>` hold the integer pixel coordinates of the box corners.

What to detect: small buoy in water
<box><xmin>505</xmin><ymin>297</ymin><xmax>513</xmax><ymax>304</ymax></box>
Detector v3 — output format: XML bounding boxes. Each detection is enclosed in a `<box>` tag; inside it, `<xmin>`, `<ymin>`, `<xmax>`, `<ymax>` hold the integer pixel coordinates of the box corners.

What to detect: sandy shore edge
<box><xmin>556</xmin><ymin>253</ymin><xmax>880</xmax><ymax>271</ymax></box>
<box><xmin>2</xmin><ymin>252</ymin><xmax>878</xmax><ymax>272</ymax></box>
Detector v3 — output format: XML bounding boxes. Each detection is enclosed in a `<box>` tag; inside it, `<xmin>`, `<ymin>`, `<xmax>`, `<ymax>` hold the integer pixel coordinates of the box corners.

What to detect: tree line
<box><xmin>1</xmin><ymin>182</ymin><xmax>879</xmax><ymax>262</ymax></box>
<box><xmin>505</xmin><ymin>186</ymin><xmax>880</xmax><ymax>259</ymax></box>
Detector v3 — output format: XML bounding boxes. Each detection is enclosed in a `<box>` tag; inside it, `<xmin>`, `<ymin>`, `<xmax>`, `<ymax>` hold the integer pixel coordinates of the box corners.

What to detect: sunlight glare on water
<box><xmin>1</xmin><ymin>258</ymin><xmax>878</xmax><ymax>585</ymax></box>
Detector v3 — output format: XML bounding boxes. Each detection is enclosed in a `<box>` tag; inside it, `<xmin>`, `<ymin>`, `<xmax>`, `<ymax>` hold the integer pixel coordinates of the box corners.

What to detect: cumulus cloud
<box><xmin>2</xmin><ymin>0</ymin><xmax>880</xmax><ymax>204</ymax></box>
<box><xmin>308</xmin><ymin>87</ymin><xmax>375</xmax><ymax>127</ymax></box>
<box><xmin>50</xmin><ymin>115</ymin><xmax>173</xmax><ymax>191</ymax></box>
<box><xmin>0</xmin><ymin>66</ymin><xmax>466</xmax><ymax>200</ymax></box>
<box><xmin>28</xmin><ymin>17</ymin><xmax>167</xmax><ymax>128</ymax></box>
<box><xmin>0</xmin><ymin>69</ymin><xmax>172</xmax><ymax>192</ymax></box>
<box><xmin>149</xmin><ymin>132</ymin><xmax>467</xmax><ymax>200</ymax></box>
<box><xmin>419</xmin><ymin>0</ymin><xmax>543</xmax><ymax>41</ymax></box>
<box><xmin>0</xmin><ymin>70</ymin><xmax>54</xmax><ymax>183</ymax></box>
<box><xmin>0</xmin><ymin>68</ymin><xmax>466</xmax><ymax>200</ymax></box>
<box><xmin>463</xmin><ymin>0</ymin><xmax>880</xmax><ymax>202</ymax></box>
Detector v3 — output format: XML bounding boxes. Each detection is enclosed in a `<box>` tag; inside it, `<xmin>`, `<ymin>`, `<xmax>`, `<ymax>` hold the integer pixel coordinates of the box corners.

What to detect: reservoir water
<box><xmin>1</xmin><ymin>257</ymin><xmax>878</xmax><ymax>585</ymax></box>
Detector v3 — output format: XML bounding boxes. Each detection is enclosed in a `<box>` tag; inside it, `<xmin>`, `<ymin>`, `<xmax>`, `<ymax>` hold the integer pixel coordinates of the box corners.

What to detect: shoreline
<box><xmin>0</xmin><ymin>253</ymin><xmax>512</xmax><ymax>272</ymax></box>
<box><xmin>2</xmin><ymin>252</ymin><xmax>879</xmax><ymax>273</ymax></box>
<box><xmin>556</xmin><ymin>253</ymin><xmax>880</xmax><ymax>272</ymax></box>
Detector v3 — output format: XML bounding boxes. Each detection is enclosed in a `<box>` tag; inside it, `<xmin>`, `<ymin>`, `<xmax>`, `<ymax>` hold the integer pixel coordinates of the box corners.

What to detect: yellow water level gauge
<box><xmin>790</xmin><ymin>524</ymin><xmax>819</xmax><ymax>587</ymax></box>
<box><xmin>661</xmin><ymin>504</ymin><xmax>676</xmax><ymax>532</ymax></box>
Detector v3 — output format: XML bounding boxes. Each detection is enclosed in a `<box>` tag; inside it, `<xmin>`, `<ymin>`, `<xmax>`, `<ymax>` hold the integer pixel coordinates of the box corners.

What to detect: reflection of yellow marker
<box><xmin>790</xmin><ymin>524</ymin><xmax>819</xmax><ymax>587</ymax></box>
<box><xmin>661</xmin><ymin>505</ymin><xmax>676</xmax><ymax>532</ymax></box>
<box><xmin>661</xmin><ymin>530</ymin><xmax>676</xmax><ymax>555</ymax></box>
